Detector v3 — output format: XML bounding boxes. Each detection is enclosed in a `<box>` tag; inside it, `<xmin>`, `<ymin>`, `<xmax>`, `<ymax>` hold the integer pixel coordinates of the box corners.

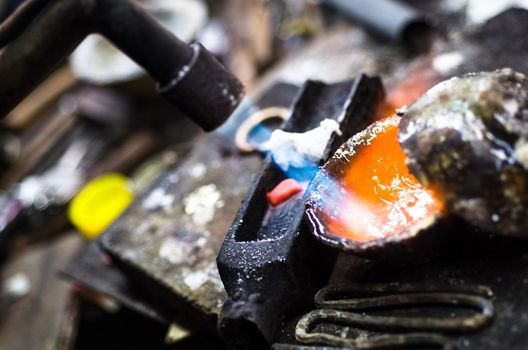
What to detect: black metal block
<box><xmin>217</xmin><ymin>75</ymin><xmax>383</xmax><ymax>349</ymax></box>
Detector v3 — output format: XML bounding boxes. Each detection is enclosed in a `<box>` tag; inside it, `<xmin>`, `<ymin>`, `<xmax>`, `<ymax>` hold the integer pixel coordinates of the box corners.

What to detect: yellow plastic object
<box><xmin>68</xmin><ymin>173</ymin><xmax>134</xmax><ymax>240</ymax></box>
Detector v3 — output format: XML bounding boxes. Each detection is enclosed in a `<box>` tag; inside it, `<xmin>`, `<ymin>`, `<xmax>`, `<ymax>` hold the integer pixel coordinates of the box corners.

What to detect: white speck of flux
<box><xmin>183</xmin><ymin>184</ymin><xmax>223</xmax><ymax>226</ymax></box>
<box><xmin>188</xmin><ymin>163</ymin><xmax>206</xmax><ymax>178</ymax></box>
<box><xmin>159</xmin><ymin>237</ymin><xmax>192</xmax><ymax>265</ymax></box>
<box><xmin>2</xmin><ymin>273</ymin><xmax>30</xmax><ymax>296</ymax></box>
<box><xmin>432</xmin><ymin>52</ymin><xmax>464</xmax><ymax>75</ymax></box>
<box><xmin>142</xmin><ymin>187</ymin><xmax>175</xmax><ymax>211</ymax></box>
<box><xmin>261</xmin><ymin>118</ymin><xmax>342</xmax><ymax>171</ymax></box>
<box><xmin>183</xmin><ymin>271</ymin><xmax>209</xmax><ymax>290</ymax></box>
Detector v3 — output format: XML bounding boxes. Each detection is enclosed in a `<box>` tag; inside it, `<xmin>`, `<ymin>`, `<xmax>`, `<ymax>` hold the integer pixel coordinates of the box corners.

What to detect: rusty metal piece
<box><xmin>217</xmin><ymin>75</ymin><xmax>384</xmax><ymax>349</ymax></box>
<box><xmin>0</xmin><ymin>0</ymin><xmax>243</xmax><ymax>131</ymax></box>
<box><xmin>296</xmin><ymin>283</ymin><xmax>494</xmax><ymax>349</ymax></box>
<box><xmin>400</xmin><ymin>69</ymin><xmax>528</xmax><ymax>238</ymax></box>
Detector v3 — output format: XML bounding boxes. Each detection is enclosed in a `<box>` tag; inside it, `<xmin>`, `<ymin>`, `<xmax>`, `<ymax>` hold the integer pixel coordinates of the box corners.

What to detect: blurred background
<box><xmin>0</xmin><ymin>0</ymin><xmax>526</xmax><ymax>349</ymax></box>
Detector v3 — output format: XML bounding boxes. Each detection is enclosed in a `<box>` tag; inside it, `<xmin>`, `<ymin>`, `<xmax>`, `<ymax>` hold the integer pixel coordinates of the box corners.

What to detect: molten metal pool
<box><xmin>306</xmin><ymin>115</ymin><xmax>443</xmax><ymax>244</ymax></box>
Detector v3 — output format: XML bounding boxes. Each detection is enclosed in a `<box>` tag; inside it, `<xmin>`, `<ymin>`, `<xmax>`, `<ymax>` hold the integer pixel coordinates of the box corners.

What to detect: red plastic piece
<box><xmin>266</xmin><ymin>178</ymin><xmax>303</xmax><ymax>207</ymax></box>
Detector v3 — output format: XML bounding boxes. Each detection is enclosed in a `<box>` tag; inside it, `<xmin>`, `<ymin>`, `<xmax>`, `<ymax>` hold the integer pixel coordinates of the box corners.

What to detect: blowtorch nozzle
<box><xmin>157</xmin><ymin>43</ymin><xmax>245</xmax><ymax>132</ymax></box>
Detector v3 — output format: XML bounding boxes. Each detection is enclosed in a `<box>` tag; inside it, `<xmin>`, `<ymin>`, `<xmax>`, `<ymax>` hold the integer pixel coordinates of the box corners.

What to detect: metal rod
<box><xmin>93</xmin><ymin>0</ymin><xmax>193</xmax><ymax>85</ymax></box>
<box><xmin>325</xmin><ymin>0</ymin><xmax>435</xmax><ymax>52</ymax></box>
<box><xmin>0</xmin><ymin>0</ymin><xmax>89</xmax><ymax>120</ymax></box>
<box><xmin>0</xmin><ymin>0</ymin><xmax>243</xmax><ymax>131</ymax></box>
<box><xmin>0</xmin><ymin>0</ymin><xmax>53</xmax><ymax>48</ymax></box>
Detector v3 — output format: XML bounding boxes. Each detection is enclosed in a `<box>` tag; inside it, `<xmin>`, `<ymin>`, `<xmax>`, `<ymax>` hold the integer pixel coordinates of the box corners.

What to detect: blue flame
<box><xmin>280</xmin><ymin>163</ymin><xmax>319</xmax><ymax>183</ymax></box>
<box><xmin>251</xmin><ymin>123</ymin><xmax>320</xmax><ymax>183</ymax></box>
<box><xmin>248</xmin><ymin>123</ymin><xmax>274</xmax><ymax>147</ymax></box>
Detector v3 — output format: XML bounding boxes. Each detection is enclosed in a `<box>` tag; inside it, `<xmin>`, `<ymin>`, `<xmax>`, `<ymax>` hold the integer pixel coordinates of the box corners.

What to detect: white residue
<box><xmin>182</xmin><ymin>262</ymin><xmax>224</xmax><ymax>291</ymax></box>
<box><xmin>188</xmin><ymin>163</ymin><xmax>206</xmax><ymax>178</ymax></box>
<box><xmin>491</xmin><ymin>213</ymin><xmax>500</xmax><ymax>222</ymax></box>
<box><xmin>514</xmin><ymin>138</ymin><xmax>528</xmax><ymax>170</ymax></box>
<box><xmin>17</xmin><ymin>140</ymin><xmax>88</xmax><ymax>207</ymax></box>
<box><xmin>432</xmin><ymin>52</ymin><xmax>464</xmax><ymax>75</ymax></box>
<box><xmin>183</xmin><ymin>184</ymin><xmax>223</xmax><ymax>226</ymax></box>
<box><xmin>504</xmin><ymin>98</ymin><xmax>519</xmax><ymax>117</ymax></box>
<box><xmin>183</xmin><ymin>271</ymin><xmax>209</xmax><ymax>290</ymax></box>
<box><xmin>168</xmin><ymin>173</ymin><xmax>180</xmax><ymax>184</ymax></box>
<box><xmin>142</xmin><ymin>187</ymin><xmax>175</xmax><ymax>211</ymax></box>
<box><xmin>2</xmin><ymin>273</ymin><xmax>31</xmax><ymax>297</ymax></box>
<box><xmin>261</xmin><ymin>118</ymin><xmax>341</xmax><ymax>172</ymax></box>
<box><xmin>159</xmin><ymin>237</ymin><xmax>192</xmax><ymax>265</ymax></box>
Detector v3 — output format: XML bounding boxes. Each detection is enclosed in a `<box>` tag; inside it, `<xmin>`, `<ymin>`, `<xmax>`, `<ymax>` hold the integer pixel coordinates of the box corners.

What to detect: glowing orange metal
<box><xmin>326</xmin><ymin>116</ymin><xmax>443</xmax><ymax>243</ymax></box>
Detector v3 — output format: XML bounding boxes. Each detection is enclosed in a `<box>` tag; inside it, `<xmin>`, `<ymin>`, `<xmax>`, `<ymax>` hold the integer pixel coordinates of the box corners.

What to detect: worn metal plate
<box><xmin>61</xmin><ymin>242</ymin><xmax>170</xmax><ymax>325</ymax></box>
<box><xmin>101</xmin><ymin>135</ymin><xmax>262</xmax><ymax>324</ymax></box>
<box><xmin>98</xmin><ymin>83</ymin><xmax>299</xmax><ymax>330</ymax></box>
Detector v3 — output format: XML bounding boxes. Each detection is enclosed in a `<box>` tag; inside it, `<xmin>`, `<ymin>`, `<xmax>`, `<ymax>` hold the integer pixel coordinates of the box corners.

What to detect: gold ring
<box><xmin>235</xmin><ymin>106</ymin><xmax>290</xmax><ymax>152</ymax></box>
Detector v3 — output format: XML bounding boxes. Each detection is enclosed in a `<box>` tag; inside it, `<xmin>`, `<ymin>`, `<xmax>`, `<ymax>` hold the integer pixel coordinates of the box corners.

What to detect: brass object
<box><xmin>234</xmin><ymin>106</ymin><xmax>289</xmax><ymax>152</ymax></box>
